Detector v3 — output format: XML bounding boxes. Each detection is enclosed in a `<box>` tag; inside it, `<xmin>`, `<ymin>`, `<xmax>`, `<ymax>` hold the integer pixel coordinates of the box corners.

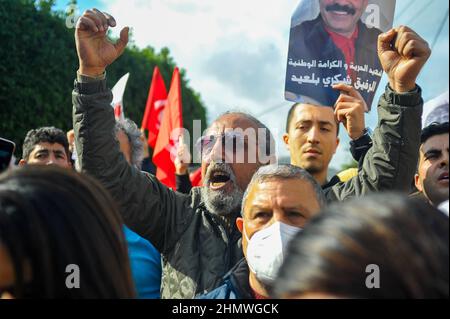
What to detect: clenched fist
<box><xmin>75</xmin><ymin>8</ymin><xmax>129</xmax><ymax>76</ymax></box>
<box><xmin>378</xmin><ymin>26</ymin><xmax>431</xmax><ymax>93</ymax></box>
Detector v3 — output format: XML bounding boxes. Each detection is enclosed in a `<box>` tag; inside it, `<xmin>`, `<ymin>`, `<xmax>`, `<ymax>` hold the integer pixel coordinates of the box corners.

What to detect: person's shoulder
<box><xmin>289</xmin><ymin>16</ymin><xmax>324</xmax><ymax>50</ymax></box>
<box><xmin>360</xmin><ymin>21</ymin><xmax>383</xmax><ymax>38</ymax></box>
<box><xmin>292</xmin><ymin>15</ymin><xmax>321</xmax><ymax>33</ymax></box>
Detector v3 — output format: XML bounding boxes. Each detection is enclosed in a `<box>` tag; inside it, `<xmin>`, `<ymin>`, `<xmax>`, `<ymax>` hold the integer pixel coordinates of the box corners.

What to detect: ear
<box><xmin>236</xmin><ymin>217</ymin><xmax>244</xmax><ymax>234</ymax></box>
<box><xmin>334</xmin><ymin>136</ymin><xmax>340</xmax><ymax>154</ymax></box>
<box><xmin>414</xmin><ymin>173</ymin><xmax>423</xmax><ymax>192</ymax></box>
<box><xmin>282</xmin><ymin>133</ymin><xmax>290</xmax><ymax>151</ymax></box>
<box><xmin>19</xmin><ymin>159</ymin><xmax>27</xmax><ymax>167</ymax></box>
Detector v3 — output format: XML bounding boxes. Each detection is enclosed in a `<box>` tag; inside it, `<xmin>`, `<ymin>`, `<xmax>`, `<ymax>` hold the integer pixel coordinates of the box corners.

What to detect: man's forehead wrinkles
<box><xmin>209</xmin><ymin>119</ymin><xmax>257</xmax><ymax>134</ymax></box>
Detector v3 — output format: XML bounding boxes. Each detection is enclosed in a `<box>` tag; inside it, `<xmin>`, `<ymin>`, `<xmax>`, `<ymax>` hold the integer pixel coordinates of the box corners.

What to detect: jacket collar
<box><xmin>225</xmin><ymin>258</ymin><xmax>253</xmax><ymax>299</ymax></box>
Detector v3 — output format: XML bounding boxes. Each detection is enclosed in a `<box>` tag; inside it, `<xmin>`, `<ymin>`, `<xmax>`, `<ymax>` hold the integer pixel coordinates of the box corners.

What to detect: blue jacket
<box><xmin>197</xmin><ymin>259</ymin><xmax>253</xmax><ymax>299</ymax></box>
<box><xmin>124</xmin><ymin>226</ymin><xmax>162</xmax><ymax>298</ymax></box>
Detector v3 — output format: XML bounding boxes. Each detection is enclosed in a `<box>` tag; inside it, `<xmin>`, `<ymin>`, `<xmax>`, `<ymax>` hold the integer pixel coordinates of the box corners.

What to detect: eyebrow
<box><xmin>248</xmin><ymin>204</ymin><xmax>271</xmax><ymax>213</ymax></box>
<box><xmin>248</xmin><ymin>203</ymin><xmax>311</xmax><ymax>216</ymax></box>
<box><xmin>34</xmin><ymin>149</ymin><xmax>49</xmax><ymax>155</ymax></box>
<box><xmin>295</xmin><ymin>119</ymin><xmax>334</xmax><ymax>126</ymax></box>
<box><xmin>34</xmin><ymin>149</ymin><xmax>66</xmax><ymax>157</ymax></box>
<box><xmin>424</xmin><ymin>148</ymin><xmax>443</xmax><ymax>157</ymax></box>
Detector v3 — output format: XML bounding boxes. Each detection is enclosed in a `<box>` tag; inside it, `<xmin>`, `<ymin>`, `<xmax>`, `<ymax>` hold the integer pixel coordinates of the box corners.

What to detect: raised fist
<box><xmin>378</xmin><ymin>26</ymin><xmax>431</xmax><ymax>93</ymax></box>
<box><xmin>75</xmin><ymin>8</ymin><xmax>129</xmax><ymax>76</ymax></box>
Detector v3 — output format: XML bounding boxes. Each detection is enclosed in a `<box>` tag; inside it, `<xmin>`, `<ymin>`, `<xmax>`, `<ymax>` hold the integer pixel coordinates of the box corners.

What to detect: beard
<box><xmin>301</xmin><ymin>160</ymin><xmax>324</xmax><ymax>176</ymax></box>
<box><xmin>423</xmin><ymin>177</ymin><xmax>449</xmax><ymax>206</ymax></box>
<box><xmin>201</xmin><ymin>162</ymin><xmax>244</xmax><ymax>216</ymax></box>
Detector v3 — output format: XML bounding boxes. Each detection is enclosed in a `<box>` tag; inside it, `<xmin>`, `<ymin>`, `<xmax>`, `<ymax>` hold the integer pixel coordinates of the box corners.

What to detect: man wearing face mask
<box><xmin>198</xmin><ymin>164</ymin><xmax>326</xmax><ymax>299</ymax></box>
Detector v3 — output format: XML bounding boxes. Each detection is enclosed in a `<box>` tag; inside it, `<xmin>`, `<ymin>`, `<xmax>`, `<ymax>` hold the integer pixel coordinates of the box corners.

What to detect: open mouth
<box><xmin>331</xmin><ymin>10</ymin><xmax>351</xmax><ymax>15</ymax></box>
<box><xmin>209</xmin><ymin>170</ymin><xmax>231</xmax><ymax>190</ymax></box>
<box><xmin>326</xmin><ymin>5</ymin><xmax>356</xmax><ymax>16</ymax></box>
<box><xmin>438</xmin><ymin>172</ymin><xmax>449</xmax><ymax>182</ymax></box>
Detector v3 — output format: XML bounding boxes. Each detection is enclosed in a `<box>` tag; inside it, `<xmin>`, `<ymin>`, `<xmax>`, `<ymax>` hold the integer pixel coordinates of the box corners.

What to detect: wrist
<box><xmin>389</xmin><ymin>80</ymin><xmax>416</xmax><ymax>93</ymax></box>
<box><xmin>350</xmin><ymin>128</ymin><xmax>365</xmax><ymax>141</ymax></box>
<box><xmin>78</xmin><ymin>65</ymin><xmax>106</xmax><ymax>77</ymax></box>
<box><xmin>350</xmin><ymin>127</ymin><xmax>372</xmax><ymax>145</ymax></box>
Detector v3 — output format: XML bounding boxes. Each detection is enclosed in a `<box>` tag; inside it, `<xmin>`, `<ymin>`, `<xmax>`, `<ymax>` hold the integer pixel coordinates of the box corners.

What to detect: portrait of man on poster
<box><xmin>285</xmin><ymin>0</ymin><xmax>395</xmax><ymax>110</ymax></box>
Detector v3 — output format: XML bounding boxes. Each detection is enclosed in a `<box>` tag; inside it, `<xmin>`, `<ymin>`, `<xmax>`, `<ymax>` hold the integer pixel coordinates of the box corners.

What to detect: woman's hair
<box><xmin>272</xmin><ymin>193</ymin><xmax>449</xmax><ymax>299</ymax></box>
<box><xmin>0</xmin><ymin>166</ymin><xmax>135</xmax><ymax>298</ymax></box>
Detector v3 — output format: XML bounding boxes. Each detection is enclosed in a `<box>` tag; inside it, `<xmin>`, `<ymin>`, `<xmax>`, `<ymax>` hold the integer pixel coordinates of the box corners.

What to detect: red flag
<box><xmin>153</xmin><ymin>67</ymin><xmax>183</xmax><ymax>189</ymax></box>
<box><xmin>189</xmin><ymin>168</ymin><xmax>202</xmax><ymax>187</ymax></box>
<box><xmin>114</xmin><ymin>104</ymin><xmax>123</xmax><ymax>119</ymax></box>
<box><xmin>141</xmin><ymin>66</ymin><xmax>168</xmax><ymax>148</ymax></box>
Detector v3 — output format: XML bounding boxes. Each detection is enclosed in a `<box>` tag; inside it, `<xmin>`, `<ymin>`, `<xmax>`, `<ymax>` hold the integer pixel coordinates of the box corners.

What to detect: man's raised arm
<box><xmin>326</xmin><ymin>26</ymin><xmax>432</xmax><ymax>201</ymax></box>
<box><xmin>72</xmin><ymin>9</ymin><xmax>193</xmax><ymax>253</ymax></box>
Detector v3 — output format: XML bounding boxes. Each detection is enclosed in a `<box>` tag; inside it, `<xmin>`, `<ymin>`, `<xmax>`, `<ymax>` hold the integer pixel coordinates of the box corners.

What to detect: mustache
<box><xmin>303</xmin><ymin>145</ymin><xmax>322</xmax><ymax>154</ymax></box>
<box><xmin>325</xmin><ymin>3</ymin><xmax>356</xmax><ymax>15</ymax></box>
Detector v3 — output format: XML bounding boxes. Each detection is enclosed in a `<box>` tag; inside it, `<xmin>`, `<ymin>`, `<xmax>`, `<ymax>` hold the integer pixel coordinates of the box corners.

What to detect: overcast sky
<box><xmin>56</xmin><ymin>0</ymin><xmax>449</xmax><ymax>170</ymax></box>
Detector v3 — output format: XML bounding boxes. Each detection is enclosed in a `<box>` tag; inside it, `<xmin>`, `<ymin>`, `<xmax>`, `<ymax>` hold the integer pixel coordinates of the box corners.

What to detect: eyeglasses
<box><xmin>195</xmin><ymin>131</ymin><xmax>248</xmax><ymax>159</ymax></box>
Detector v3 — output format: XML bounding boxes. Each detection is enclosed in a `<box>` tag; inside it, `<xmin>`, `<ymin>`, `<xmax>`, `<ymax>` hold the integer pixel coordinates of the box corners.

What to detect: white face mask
<box><xmin>244</xmin><ymin>221</ymin><xmax>302</xmax><ymax>285</ymax></box>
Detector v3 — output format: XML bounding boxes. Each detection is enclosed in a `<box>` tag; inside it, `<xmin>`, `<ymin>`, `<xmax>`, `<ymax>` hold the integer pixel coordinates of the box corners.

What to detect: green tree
<box><xmin>0</xmin><ymin>0</ymin><xmax>207</xmax><ymax>158</ymax></box>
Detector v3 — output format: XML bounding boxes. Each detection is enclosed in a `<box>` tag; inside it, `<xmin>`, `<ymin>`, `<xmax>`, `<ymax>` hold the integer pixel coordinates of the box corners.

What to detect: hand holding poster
<box><xmin>285</xmin><ymin>0</ymin><xmax>395</xmax><ymax>111</ymax></box>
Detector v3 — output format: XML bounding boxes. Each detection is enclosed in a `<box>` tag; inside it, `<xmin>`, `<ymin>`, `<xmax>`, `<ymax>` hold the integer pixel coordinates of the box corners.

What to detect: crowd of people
<box><xmin>0</xmin><ymin>7</ymin><xmax>448</xmax><ymax>299</ymax></box>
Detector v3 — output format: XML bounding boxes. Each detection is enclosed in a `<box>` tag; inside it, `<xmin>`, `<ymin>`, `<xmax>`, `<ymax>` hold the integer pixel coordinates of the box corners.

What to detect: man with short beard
<box><xmin>72</xmin><ymin>9</ymin><xmax>274</xmax><ymax>298</ymax></box>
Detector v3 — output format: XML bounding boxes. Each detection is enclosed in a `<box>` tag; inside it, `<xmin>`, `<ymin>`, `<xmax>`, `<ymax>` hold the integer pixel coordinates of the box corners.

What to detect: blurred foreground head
<box><xmin>0</xmin><ymin>166</ymin><xmax>135</xmax><ymax>298</ymax></box>
<box><xmin>272</xmin><ymin>194</ymin><xmax>449</xmax><ymax>299</ymax></box>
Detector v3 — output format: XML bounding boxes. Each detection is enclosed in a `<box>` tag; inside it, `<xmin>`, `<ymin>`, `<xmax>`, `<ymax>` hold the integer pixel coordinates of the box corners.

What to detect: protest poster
<box><xmin>285</xmin><ymin>0</ymin><xmax>395</xmax><ymax>111</ymax></box>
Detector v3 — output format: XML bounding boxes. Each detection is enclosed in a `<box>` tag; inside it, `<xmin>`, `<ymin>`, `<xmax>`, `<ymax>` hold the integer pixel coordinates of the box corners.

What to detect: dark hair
<box><xmin>420</xmin><ymin>122</ymin><xmax>449</xmax><ymax>144</ymax></box>
<box><xmin>22</xmin><ymin>127</ymin><xmax>69</xmax><ymax>160</ymax></box>
<box><xmin>272</xmin><ymin>193</ymin><xmax>449</xmax><ymax>299</ymax></box>
<box><xmin>0</xmin><ymin>166</ymin><xmax>135</xmax><ymax>298</ymax></box>
<box><xmin>285</xmin><ymin>103</ymin><xmax>340</xmax><ymax>136</ymax></box>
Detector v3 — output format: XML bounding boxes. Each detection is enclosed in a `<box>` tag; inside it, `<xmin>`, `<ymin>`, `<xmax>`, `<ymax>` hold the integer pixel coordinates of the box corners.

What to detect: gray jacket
<box><xmin>73</xmin><ymin>77</ymin><xmax>422</xmax><ymax>298</ymax></box>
